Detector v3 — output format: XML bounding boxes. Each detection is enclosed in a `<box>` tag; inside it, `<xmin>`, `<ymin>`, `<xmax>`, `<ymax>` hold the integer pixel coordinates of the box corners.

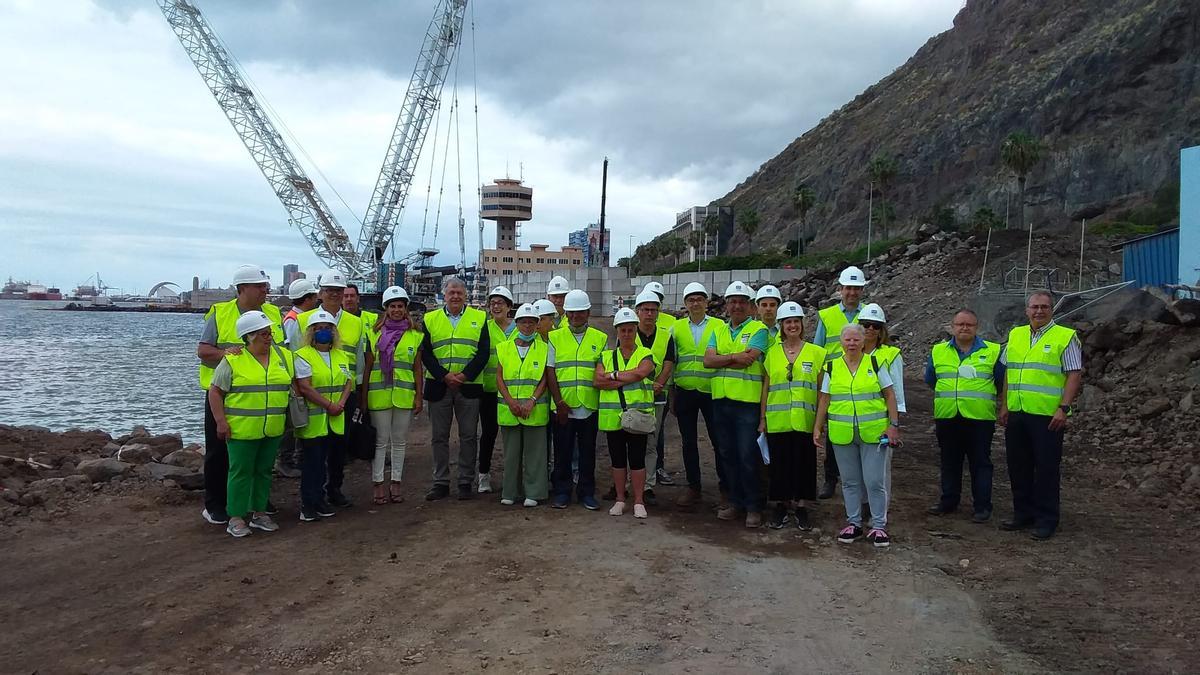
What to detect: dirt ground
<box><xmin>1</xmin><ymin>389</ymin><xmax>1197</xmax><ymax>673</ymax></box>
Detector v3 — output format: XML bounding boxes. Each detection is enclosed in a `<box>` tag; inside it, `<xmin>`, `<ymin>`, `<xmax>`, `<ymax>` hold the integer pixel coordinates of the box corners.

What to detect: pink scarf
<box><xmin>378</xmin><ymin>319</ymin><xmax>411</xmax><ymax>383</ymax></box>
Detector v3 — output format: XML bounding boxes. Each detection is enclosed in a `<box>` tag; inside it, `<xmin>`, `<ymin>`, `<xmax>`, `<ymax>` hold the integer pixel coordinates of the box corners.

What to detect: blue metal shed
<box><xmin>1113</xmin><ymin>228</ymin><xmax>1180</xmax><ymax>289</ymax></box>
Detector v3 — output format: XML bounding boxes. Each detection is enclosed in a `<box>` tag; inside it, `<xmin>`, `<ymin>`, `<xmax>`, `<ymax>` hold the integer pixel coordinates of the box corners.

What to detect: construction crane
<box><xmin>157</xmin><ymin>0</ymin><xmax>468</xmax><ymax>284</ymax></box>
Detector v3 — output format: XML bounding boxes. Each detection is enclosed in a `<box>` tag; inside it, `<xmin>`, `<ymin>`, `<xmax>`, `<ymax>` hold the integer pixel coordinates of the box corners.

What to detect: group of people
<box><xmin>197</xmin><ymin>263</ymin><xmax>1081</xmax><ymax>543</ymax></box>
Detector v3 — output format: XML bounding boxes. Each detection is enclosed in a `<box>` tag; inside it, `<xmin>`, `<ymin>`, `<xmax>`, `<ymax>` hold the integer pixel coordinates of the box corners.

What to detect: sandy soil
<box><xmin>1</xmin><ymin>390</ymin><xmax>1196</xmax><ymax>673</ymax></box>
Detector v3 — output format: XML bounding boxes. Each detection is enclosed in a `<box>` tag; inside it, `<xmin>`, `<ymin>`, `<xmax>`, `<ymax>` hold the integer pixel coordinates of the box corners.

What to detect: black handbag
<box><xmin>346</xmin><ymin>406</ymin><xmax>376</xmax><ymax>461</ymax></box>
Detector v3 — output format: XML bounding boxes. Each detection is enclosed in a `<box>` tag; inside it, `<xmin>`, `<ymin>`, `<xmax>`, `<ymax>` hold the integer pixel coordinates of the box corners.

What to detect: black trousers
<box><xmin>300</xmin><ymin>436</ymin><xmax>331</xmax><ymax>509</ymax></box>
<box><xmin>203</xmin><ymin>394</ymin><xmax>229</xmax><ymax>515</ymax></box>
<box><xmin>607</xmin><ymin>430</ymin><xmax>648</xmax><ymax>470</ymax></box>
<box><xmin>552</xmin><ymin>413</ymin><xmax>598</xmax><ymax>499</ymax></box>
<box><xmin>935</xmin><ymin>416</ymin><xmax>995</xmax><ymax>514</ymax></box>
<box><xmin>674</xmin><ymin>386</ymin><xmax>725</xmax><ymax>491</ymax></box>
<box><xmin>767</xmin><ymin>431</ymin><xmax>816</xmax><ymax>502</ymax></box>
<box><xmin>1005</xmin><ymin>411</ymin><xmax>1064</xmax><ymax>530</ymax></box>
<box><xmin>325</xmin><ymin>395</ymin><xmax>356</xmax><ymax>498</ymax></box>
<box><xmin>823</xmin><ymin>444</ymin><xmax>840</xmax><ymax>484</ymax></box>
<box><xmin>478</xmin><ymin>391</ymin><xmax>499</xmax><ymax>474</ymax></box>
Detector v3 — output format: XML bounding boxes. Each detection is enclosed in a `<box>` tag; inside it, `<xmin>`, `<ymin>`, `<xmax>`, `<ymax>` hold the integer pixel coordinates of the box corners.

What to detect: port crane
<box><xmin>157</xmin><ymin>0</ymin><xmax>469</xmax><ymax>285</ymax></box>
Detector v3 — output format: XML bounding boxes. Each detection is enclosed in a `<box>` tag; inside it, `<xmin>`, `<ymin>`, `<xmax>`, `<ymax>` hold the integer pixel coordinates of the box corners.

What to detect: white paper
<box><xmin>757</xmin><ymin>432</ymin><xmax>770</xmax><ymax>465</ymax></box>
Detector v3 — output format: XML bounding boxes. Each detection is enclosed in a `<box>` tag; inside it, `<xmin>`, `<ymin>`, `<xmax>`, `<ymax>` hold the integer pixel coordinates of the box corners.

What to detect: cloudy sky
<box><xmin>0</xmin><ymin>0</ymin><xmax>962</xmax><ymax>293</ymax></box>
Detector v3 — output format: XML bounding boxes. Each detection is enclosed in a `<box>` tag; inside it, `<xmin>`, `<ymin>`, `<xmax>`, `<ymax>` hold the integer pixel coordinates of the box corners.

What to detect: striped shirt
<box><xmin>999</xmin><ymin>321</ymin><xmax>1083</xmax><ymax>372</ymax></box>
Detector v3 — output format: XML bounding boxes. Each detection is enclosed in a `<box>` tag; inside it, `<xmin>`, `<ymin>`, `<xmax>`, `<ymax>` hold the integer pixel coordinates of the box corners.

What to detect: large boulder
<box><xmin>161</xmin><ymin>448</ymin><xmax>204</xmax><ymax>471</ymax></box>
<box><xmin>75</xmin><ymin>458</ymin><xmax>132</xmax><ymax>483</ymax></box>
<box><xmin>146</xmin><ymin>463</ymin><xmax>195</xmax><ymax>481</ymax></box>
<box><xmin>116</xmin><ymin>443</ymin><xmax>156</xmax><ymax>464</ymax></box>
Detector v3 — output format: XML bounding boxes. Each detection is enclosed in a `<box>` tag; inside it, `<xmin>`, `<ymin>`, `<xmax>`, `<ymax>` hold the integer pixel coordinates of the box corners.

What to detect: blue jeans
<box><xmin>713</xmin><ymin>399</ymin><xmax>762</xmax><ymax>513</ymax></box>
<box><xmin>300</xmin><ymin>435</ymin><xmax>331</xmax><ymax>510</ymax></box>
<box><xmin>833</xmin><ymin>439</ymin><xmax>891</xmax><ymax>530</ymax></box>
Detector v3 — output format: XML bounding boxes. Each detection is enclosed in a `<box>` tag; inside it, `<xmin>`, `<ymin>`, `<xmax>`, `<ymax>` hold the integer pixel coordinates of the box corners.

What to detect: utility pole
<box><xmin>598</xmin><ymin>157</ymin><xmax>609</xmax><ymax>267</ymax></box>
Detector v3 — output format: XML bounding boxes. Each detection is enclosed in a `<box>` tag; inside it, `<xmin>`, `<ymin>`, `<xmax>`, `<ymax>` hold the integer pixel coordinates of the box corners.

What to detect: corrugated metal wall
<box><xmin>1122</xmin><ymin>230</ymin><xmax>1179</xmax><ymax>288</ymax></box>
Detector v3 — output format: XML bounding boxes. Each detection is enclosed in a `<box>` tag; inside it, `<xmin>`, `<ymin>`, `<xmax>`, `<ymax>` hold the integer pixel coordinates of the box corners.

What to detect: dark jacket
<box><xmin>421</xmin><ymin>317</ymin><xmax>490</xmax><ymax>401</ymax></box>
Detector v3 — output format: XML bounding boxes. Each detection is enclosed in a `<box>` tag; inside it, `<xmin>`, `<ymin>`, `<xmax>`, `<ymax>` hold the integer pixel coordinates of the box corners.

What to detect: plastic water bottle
<box><xmin>878</xmin><ymin>434</ymin><xmax>890</xmax><ymax>452</ymax></box>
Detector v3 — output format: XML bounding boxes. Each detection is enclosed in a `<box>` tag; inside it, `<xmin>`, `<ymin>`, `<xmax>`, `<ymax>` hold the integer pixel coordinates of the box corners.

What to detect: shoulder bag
<box><xmin>612</xmin><ymin>351</ymin><xmax>656</xmax><ymax>435</ymax></box>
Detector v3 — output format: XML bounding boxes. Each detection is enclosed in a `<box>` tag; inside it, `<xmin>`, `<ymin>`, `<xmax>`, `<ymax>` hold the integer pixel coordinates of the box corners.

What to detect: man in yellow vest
<box><xmin>704</xmin><ymin>281</ymin><xmax>770</xmax><ymax>528</ymax></box>
<box><xmin>546</xmin><ymin>289</ymin><xmax>607</xmax><ymax>510</ymax></box>
<box><xmin>641</xmin><ymin>281</ymin><xmax>677</xmax><ymax>332</ymax></box>
<box><xmin>672</xmin><ymin>282</ymin><xmax>726</xmax><ymax>508</ymax></box>
<box><xmin>297</xmin><ymin>270</ymin><xmax>364</xmax><ymax>508</ymax></box>
<box><xmin>420</xmin><ymin>276</ymin><xmax>491</xmax><ymax>501</ymax></box>
<box><xmin>196</xmin><ymin>264</ymin><xmax>282</xmax><ymax>526</ymax></box>
<box><xmin>998</xmin><ymin>291</ymin><xmax>1083</xmax><ymax>540</ymax></box>
<box><xmin>755</xmin><ymin>284</ymin><xmax>783</xmax><ymax>345</ymax></box>
<box><xmin>635</xmin><ymin>288</ymin><xmax>676</xmax><ymax>506</ymax></box>
<box><xmin>815</xmin><ymin>265</ymin><xmax>867</xmax><ymax>499</ymax></box>
<box><xmin>925</xmin><ymin>309</ymin><xmax>1005</xmax><ymax>523</ymax></box>
<box><xmin>277</xmin><ymin>277</ymin><xmax>320</xmax><ymax>479</ymax></box>
<box><xmin>547</xmin><ymin>275</ymin><xmax>570</xmax><ymax>330</ymax></box>
<box><xmin>343</xmin><ymin>283</ymin><xmax>378</xmax><ymax>334</ymax></box>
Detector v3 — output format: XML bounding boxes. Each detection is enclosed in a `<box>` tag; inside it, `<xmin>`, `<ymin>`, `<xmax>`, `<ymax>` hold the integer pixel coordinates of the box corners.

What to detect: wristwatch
<box><xmin>888</xmin><ymin>419</ymin><xmax>900</xmax><ymax>428</ymax></box>
<box><xmin>1059</xmin><ymin>403</ymin><xmax>1074</xmax><ymax>414</ymax></box>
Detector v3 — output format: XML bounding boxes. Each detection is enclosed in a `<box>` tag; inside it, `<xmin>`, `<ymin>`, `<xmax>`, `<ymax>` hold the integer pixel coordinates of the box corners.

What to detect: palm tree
<box><xmin>736</xmin><ymin>208</ymin><xmax>760</xmax><ymax>255</ymax></box>
<box><xmin>792</xmin><ymin>182</ymin><xmax>817</xmax><ymax>254</ymax></box>
<box><xmin>668</xmin><ymin>235</ymin><xmax>688</xmax><ymax>268</ymax></box>
<box><xmin>868</xmin><ymin>153</ymin><xmax>899</xmax><ymax>240</ymax></box>
<box><xmin>1000</xmin><ymin>132</ymin><xmax>1044</xmax><ymax>230</ymax></box>
<box><xmin>703</xmin><ymin>213</ymin><xmax>720</xmax><ymax>258</ymax></box>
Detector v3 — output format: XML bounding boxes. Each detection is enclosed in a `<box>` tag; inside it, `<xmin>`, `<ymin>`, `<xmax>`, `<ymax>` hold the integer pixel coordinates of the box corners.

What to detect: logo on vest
<box><xmin>1043</xmin><ymin>344</ymin><xmax>1052</xmax><ymax>353</ymax></box>
<box><xmin>801</xmin><ymin>361</ymin><xmax>813</xmax><ymax>374</ymax></box>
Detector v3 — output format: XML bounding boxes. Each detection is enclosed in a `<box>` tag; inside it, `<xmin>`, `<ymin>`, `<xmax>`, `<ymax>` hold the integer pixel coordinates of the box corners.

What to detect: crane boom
<box><xmin>157</xmin><ymin>0</ymin><xmax>357</xmax><ymax>274</ymax></box>
<box><xmin>359</xmin><ymin>0</ymin><xmax>468</xmax><ymax>271</ymax></box>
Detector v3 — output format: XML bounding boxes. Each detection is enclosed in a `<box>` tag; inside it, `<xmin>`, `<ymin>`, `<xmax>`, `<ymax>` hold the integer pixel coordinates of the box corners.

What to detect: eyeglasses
<box><xmin>785</xmin><ymin>361</ymin><xmax>795</xmax><ymax>382</ymax></box>
<box><xmin>861</xmin><ymin>323</ymin><xmax>883</xmax><ymax>330</ymax></box>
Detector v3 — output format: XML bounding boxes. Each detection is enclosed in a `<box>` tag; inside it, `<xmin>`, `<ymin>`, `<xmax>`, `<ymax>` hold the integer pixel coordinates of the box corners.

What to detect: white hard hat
<box><xmin>488</xmin><ymin>285</ymin><xmax>514</xmax><ymax>304</ymax></box>
<box><xmin>533</xmin><ymin>299</ymin><xmax>557</xmax><ymax>316</ymax></box>
<box><xmin>682</xmin><ymin>282</ymin><xmax>708</xmax><ymax>299</ymax></box>
<box><xmin>514</xmin><ymin>303</ymin><xmax>539</xmax><ymax>321</ymax></box>
<box><xmin>382</xmin><ymin>286</ymin><xmax>409</xmax><ymax>306</ymax></box>
<box><xmin>635</xmin><ymin>289</ymin><xmax>661</xmax><ymax>307</ymax></box>
<box><xmin>613</xmin><ymin>307</ymin><xmax>638</xmax><ymax>327</ymax></box>
<box><xmin>642</xmin><ymin>281</ymin><xmax>665</xmax><ymax>298</ymax></box>
<box><xmin>563</xmin><ymin>289</ymin><xmax>592</xmax><ymax>311</ymax></box>
<box><xmin>287</xmin><ymin>278</ymin><xmax>317</xmax><ymax>300</ymax></box>
<box><xmin>232</xmin><ymin>265</ymin><xmax>270</xmax><ymax>286</ymax></box>
<box><xmin>723</xmin><ymin>280</ymin><xmax>752</xmax><ymax>299</ymax></box>
<box><xmin>547</xmin><ymin>276</ymin><xmax>570</xmax><ymax>295</ymax></box>
<box><xmin>318</xmin><ymin>270</ymin><xmax>348</xmax><ymax>288</ymax></box>
<box><xmin>777</xmin><ymin>301</ymin><xmax>806</xmax><ymax>320</ymax></box>
<box><xmin>838</xmin><ymin>266</ymin><xmax>867</xmax><ymax>287</ymax></box>
<box><xmin>755</xmin><ymin>285</ymin><xmax>782</xmax><ymax>303</ymax></box>
<box><xmin>235</xmin><ymin>310</ymin><xmax>274</xmax><ymax>338</ymax></box>
<box><xmin>859</xmin><ymin>303</ymin><xmax>887</xmax><ymax>323</ymax></box>
<box><xmin>308</xmin><ymin>309</ymin><xmax>338</xmax><ymax>327</ymax></box>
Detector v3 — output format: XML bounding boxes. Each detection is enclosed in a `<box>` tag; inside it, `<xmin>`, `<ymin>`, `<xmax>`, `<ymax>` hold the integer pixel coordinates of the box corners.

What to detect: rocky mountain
<box><xmin>712</xmin><ymin>0</ymin><xmax>1200</xmax><ymax>254</ymax></box>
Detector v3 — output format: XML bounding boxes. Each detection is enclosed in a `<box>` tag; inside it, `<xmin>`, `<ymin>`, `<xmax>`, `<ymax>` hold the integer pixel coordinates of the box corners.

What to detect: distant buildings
<box><xmin>478</xmin><ymin>177</ymin><xmax>584</xmax><ymax>286</ymax></box>
<box><xmin>377</xmin><ymin>261</ymin><xmax>405</xmax><ymax>290</ymax></box>
<box><xmin>282</xmin><ymin>264</ymin><xmax>303</xmax><ymax>289</ymax></box>
<box><xmin>569</xmin><ymin>224</ymin><xmax>611</xmax><ymax>267</ymax></box>
<box><xmin>673</xmin><ymin>206</ymin><xmax>733</xmax><ymax>262</ymax></box>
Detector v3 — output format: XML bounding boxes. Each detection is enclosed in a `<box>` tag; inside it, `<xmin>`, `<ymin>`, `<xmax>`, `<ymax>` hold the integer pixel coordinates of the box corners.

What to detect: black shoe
<box><xmin>315</xmin><ymin>502</ymin><xmax>336</xmax><ymax>518</ymax></box>
<box><xmin>794</xmin><ymin>507</ymin><xmax>811</xmax><ymax>531</ymax></box>
<box><xmin>202</xmin><ymin>508</ymin><xmax>229</xmax><ymax>525</ymax></box>
<box><xmin>817</xmin><ymin>481</ymin><xmax>837</xmax><ymax>500</ymax></box>
<box><xmin>457</xmin><ymin>484</ymin><xmax>473</xmax><ymax>500</ymax></box>
<box><xmin>767</xmin><ymin>504</ymin><xmax>789</xmax><ymax>529</ymax></box>
<box><xmin>603</xmin><ymin>485</ymin><xmax>617</xmax><ymax>501</ymax></box>
<box><xmin>299</xmin><ymin>507</ymin><xmax>319</xmax><ymax>522</ymax></box>
<box><xmin>643</xmin><ymin>489</ymin><xmax>657</xmax><ymax>507</ymax></box>
<box><xmin>1000</xmin><ymin>518</ymin><xmax>1033</xmax><ymax>531</ymax></box>
<box><xmin>971</xmin><ymin>510</ymin><xmax>992</xmax><ymax>524</ymax></box>
<box><xmin>327</xmin><ymin>492</ymin><xmax>352</xmax><ymax>508</ymax></box>
<box><xmin>1031</xmin><ymin>526</ymin><xmax>1056</xmax><ymax>540</ymax></box>
<box><xmin>927</xmin><ymin>503</ymin><xmax>956</xmax><ymax>515</ymax></box>
<box><xmin>265</xmin><ymin>500</ymin><xmax>279</xmax><ymax>515</ymax></box>
<box><xmin>425</xmin><ymin>485</ymin><xmax>450</xmax><ymax>501</ymax></box>
<box><xmin>656</xmin><ymin>469</ymin><xmax>676</xmax><ymax>486</ymax></box>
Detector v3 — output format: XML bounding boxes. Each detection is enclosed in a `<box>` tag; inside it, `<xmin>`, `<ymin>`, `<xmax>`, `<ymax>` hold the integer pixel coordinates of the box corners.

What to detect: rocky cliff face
<box><xmin>715</xmin><ymin>0</ymin><xmax>1200</xmax><ymax>254</ymax></box>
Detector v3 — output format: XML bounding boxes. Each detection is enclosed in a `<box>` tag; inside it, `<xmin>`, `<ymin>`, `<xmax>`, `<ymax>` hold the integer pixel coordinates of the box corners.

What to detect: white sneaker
<box><xmin>634</xmin><ymin>503</ymin><xmax>648</xmax><ymax>519</ymax></box>
<box><xmin>500</xmin><ymin>498</ymin><xmax>515</xmax><ymax>506</ymax></box>
<box><xmin>609</xmin><ymin>501</ymin><xmax>626</xmax><ymax>516</ymax></box>
<box><xmin>226</xmin><ymin>519</ymin><xmax>251</xmax><ymax>538</ymax></box>
<box><xmin>523</xmin><ymin>498</ymin><xmax>538</xmax><ymax>507</ymax></box>
<box><xmin>478</xmin><ymin>474</ymin><xmax>492</xmax><ymax>493</ymax></box>
<box><xmin>248</xmin><ymin>514</ymin><xmax>279</xmax><ymax>532</ymax></box>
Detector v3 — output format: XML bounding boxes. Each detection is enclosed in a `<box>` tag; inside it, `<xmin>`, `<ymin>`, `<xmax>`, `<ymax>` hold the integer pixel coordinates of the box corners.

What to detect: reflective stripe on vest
<box><xmin>223</xmin><ymin>346</ymin><xmax>293</xmax><ymax>440</ymax></box>
<box><xmin>295</xmin><ymin>346</ymin><xmax>351</xmax><ymax>439</ymax></box>
<box><xmin>710</xmin><ymin>319</ymin><xmax>766</xmax><ymax>404</ymax></box>
<box><xmin>365</xmin><ymin>329</ymin><xmax>423</xmax><ymax>411</ymax></box>
<box><xmin>817</xmin><ymin>305</ymin><xmax>860</xmax><ymax>359</ymax></box>
<box><xmin>932</xmin><ymin>340</ymin><xmax>1000</xmax><ymax>420</ymax></box>
<box><xmin>825</xmin><ymin>356</ymin><xmax>888</xmax><ymax>445</ymax></box>
<box><xmin>198</xmin><ymin>299</ymin><xmax>284</xmax><ymax>390</ymax></box>
<box><xmin>496</xmin><ymin>340</ymin><xmax>550</xmax><ymax>427</ymax></box>
<box><xmin>296</xmin><ymin>307</ymin><xmax>363</xmax><ymax>374</ymax></box>
<box><xmin>549</xmin><ymin>326</ymin><xmax>606</xmax><ymax>411</ymax></box>
<box><xmin>597</xmin><ymin>346</ymin><xmax>655</xmax><ymax>432</ymax></box>
<box><xmin>482</xmin><ymin>319</ymin><xmax>515</xmax><ymax>393</ymax></box>
<box><xmin>1005</xmin><ymin>324</ymin><xmax>1074</xmax><ymax>415</ymax></box>
<box><xmin>764</xmin><ymin>341</ymin><xmax>826</xmax><ymax>433</ymax></box>
<box><xmin>424</xmin><ymin>307</ymin><xmax>486</xmax><ymax>384</ymax></box>
<box><xmin>869</xmin><ymin>344</ymin><xmax>901</xmax><ymax>370</ymax></box>
<box><xmin>672</xmin><ymin>315</ymin><xmax>720</xmax><ymax>393</ymax></box>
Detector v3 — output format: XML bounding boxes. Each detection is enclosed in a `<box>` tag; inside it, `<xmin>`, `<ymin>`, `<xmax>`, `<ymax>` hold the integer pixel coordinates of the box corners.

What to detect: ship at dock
<box><xmin>1</xmin><ymin>278</ymin><xmax>63</xmax><ymax>301</ymax></box>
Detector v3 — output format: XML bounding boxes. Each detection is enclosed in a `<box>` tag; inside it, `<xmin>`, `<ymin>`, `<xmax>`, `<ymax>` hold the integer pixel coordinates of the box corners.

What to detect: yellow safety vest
<box><xmin>198</xmin><ymin>299</ymin><xmax>284</xmax><ymax>390</ymax></box>
<box><xmin>222</xmin><ymin>346</ymin><xmax>293</xmax><ymax>441</ymax></box>
<box><xmin>710</xmin><ymin>319</ymin><xmax>767</xmax><ymax>404</ymax></box>
<box><xmin>482</xmin><ymin>319</ymin><xmax>515</xmax><ymax>393</ymax></box>
<box><xmin>549</xmin><ymin>326</ymin><xmax>607</xmax><ymax>411</ymax></box>
<box><xmin>932</xmin><ymin>340</ymin><xmax>1000</xmax><ymax>420</ymax></box>
<box><xmin>294</xmin><ymin>346</ymin><xmax>351</xmax><ymax>439</ymax></box>
<box><xmin>672</xmin><ymin>315</ymin><xmax>721</xmax><ymax>393</ymax></box>
<box><xmin>1005</xmin><ymin>323</ymin><xmax>1075</xmax><ymax>416</ymax></box>
<box><xmin>423</xmin><ymin>307</ymin><xmax>487</xmax><ymax>384</ymax></box>
<box><xmin>636</xmin><ymin>326</ymin><xmax>672</xmax><ymax>381</ymax></box>
<box><xmin>359</xmin><ymin>310</ymin><xmax>378</xmax><ymax>330</ymax></box>
<box><xmin>868</xmin><ymin>344</ymin><xmax>901</xmax><ymax>370</ymax></box>
<box><xmin>825</xmin><ymin>355</ymin><xmax>888</xmax><ymax>445</ymax></box>
<box><xmin>597</xmin><ymin>346</ymin><xmax>655</xmax><ymax>432</ymax></box>
<box><xmin>764</xmin><ymin>341</ymin><xmax>826</xmax><ymax>433</ymax></box>
<box><xmin>364</xmin><ymin>328</ymin><xmax>423</xmax><ymax>411</ymax></box>
<box><xmin>297</xmin><ymin>307</ymin><xmax>363</xmax><ymax>374</ymax></box>
<box><xmin>656</xmin><ymin>313</ymin><xmax>675</xmax><ymax>332</ymax></box>
<box><xmin>818</xmin><ymin>304</ymin><xmax>860</xmax><ymax>359</ymax></box>
<box><xmin>496</xmin><ymin>339</ymin><xmax>550</xmax><ymax>427</ymax></box>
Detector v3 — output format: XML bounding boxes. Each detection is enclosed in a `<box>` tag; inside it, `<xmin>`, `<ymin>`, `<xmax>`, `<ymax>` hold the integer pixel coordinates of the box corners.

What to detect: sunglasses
<box><xmin>861</xmin><ymin>322</ymin><xmax>883</xmax><ymax>330</ymax></box>
<box><xmin>785</xmin><ymin>361</ymin><xmax>794</xmax><ymax>382</ymax></box>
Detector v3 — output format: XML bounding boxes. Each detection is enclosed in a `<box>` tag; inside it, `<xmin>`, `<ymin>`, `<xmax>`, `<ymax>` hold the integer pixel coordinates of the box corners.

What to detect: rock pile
<box><xmin>0</xmin><ymin>424</ymin><xmax>204</xmax><ymax>522</ymax></box>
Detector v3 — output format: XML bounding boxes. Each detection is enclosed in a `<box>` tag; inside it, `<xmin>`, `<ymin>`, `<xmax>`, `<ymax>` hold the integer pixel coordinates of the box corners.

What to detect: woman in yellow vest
<box><xmin>813</xmin><ymin>323</ymin><xmax>900</xmax><ymax>548</ymax></box>
<box><xmin>758</xmin><ymin>302</ymin><xmax>825</xmax><ymax>531</ymax></box>
<box><xmin>293</xmin><ymin>310</ymin><xmax>353</xmax><ymax>521</ymax></box>
<box><xmin>361</xmin><ymin>286</ymin><xmax>424</xmax><ymax>506</ymax></box>
<box><xmin>594</xmin><ymin>308</ymin><xmax>657</xmax><ymax>519</ymax></box>
<box><xmin>207</xmin><ymin>311</ymin><xmax>294</xmax><ymax>538</ymax></box>
<box><xmin>496</xmin><ymin>303</ymin><xmax>551</xmax><ymax>507</ymax></box>
<box><xmin>478</xmin><ymin>286</ymin><xmax>516</xmax><ymax>494</ymax></box>
<box><xmin>859</xmin><ymin>303</ymin><xmax>907</xmax><ymax>416</ymax></box>
<box><xmin>534</xmin><ymin>299</ymin><xmax>557</xmax><ymax>342</ymax></box>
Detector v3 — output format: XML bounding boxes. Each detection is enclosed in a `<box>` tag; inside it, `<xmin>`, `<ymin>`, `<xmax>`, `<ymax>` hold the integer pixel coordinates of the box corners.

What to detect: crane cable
<box><xmin>418</xmin><ymin>77</ymin><xmax>447</xmax><ymax>252</ymax></box>
<box><xmin>470</xmin><ymin>1</ymin><xmax>484</xmax><ymax>272</ymax></box>
<box><xmin>430</xmin><ymin>44</ymin><xmax>462</xmax><ymax>248</ymax></box>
